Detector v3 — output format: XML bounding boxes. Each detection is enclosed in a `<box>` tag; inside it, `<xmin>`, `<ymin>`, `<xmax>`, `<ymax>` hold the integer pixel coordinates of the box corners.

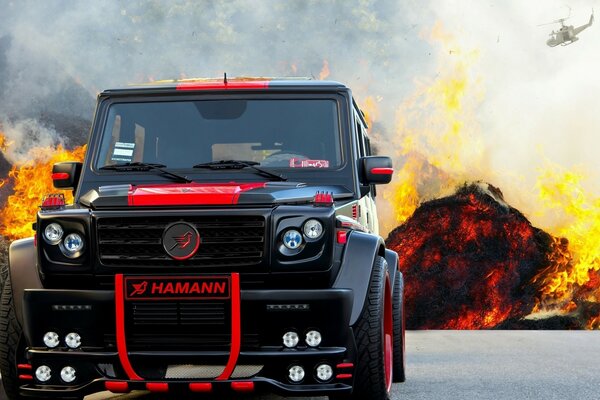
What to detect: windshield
<box><xmin>95</xmin><ymin>98</ymin><xmax>342</xmax><ymax>170</ymax></box>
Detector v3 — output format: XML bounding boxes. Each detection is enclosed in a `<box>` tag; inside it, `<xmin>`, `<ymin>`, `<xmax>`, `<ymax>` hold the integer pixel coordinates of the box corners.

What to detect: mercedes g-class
<box><xmin>0</xmin><ymin>78</ymin><xmax>405</xmax><ymax>399</ymax></box>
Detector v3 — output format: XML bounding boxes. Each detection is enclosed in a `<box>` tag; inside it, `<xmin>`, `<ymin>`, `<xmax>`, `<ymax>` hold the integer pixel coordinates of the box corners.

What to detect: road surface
<box><xmin>2</xmin><ymin>331</ymin><xmax>599</xmax><ymax>399</ymax></box>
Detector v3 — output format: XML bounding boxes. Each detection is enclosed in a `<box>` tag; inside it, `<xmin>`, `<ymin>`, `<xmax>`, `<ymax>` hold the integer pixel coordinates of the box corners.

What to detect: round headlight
<box><xmin>282</xmin><ymin>230</ymin><xmax>302</xmax><ymax>250</ymax></box>
<box><xmin>303</xmin><ymin>219</ymin><xmax>323</xmax><ymax>239</ymax></box>
<box><xmin>315</xmin><ymin>364</ymin><xmax>333</xmax><ymax>382</ymax></box>
<box><xmin>288</xmin><ymin>365</ymin><xmax>305</xmax><ymax>383</ymax></box>
<box><xmin>35</xmin><ymin>365</ymin><xmax>52</xmax><ymax>382</ymax></box>
<box><xmin>65</xmin><ymin>332</ymin><xmax>81</xmax><ymax>349</ymax></box>
<box><xmin>60</xmin><ymin>366</ymin><xmax>76</xmax><ymax>383</ymax></box>
<box><xmin>44</xmin><ymin>223</ymin><xmax>64</xmax><ymax>245</ymax></box>
<box><xmin>43</xmin><ymin>331</ymin><xmax>60</xmax><ymax>348</ymax></box>
<box><xmin>283</xmin><ymin>331</ymin><xmax>299</xmax><ymax>348</ymax></box>
<box><xmin>305</xmin><ymin>330</ymin><xmax>322</xmax><ymax>347</ymax></box>
<box><xmin>61</xmin><ymin>233</ymin><xmax>85</xmax><ymax>258</ymax></box>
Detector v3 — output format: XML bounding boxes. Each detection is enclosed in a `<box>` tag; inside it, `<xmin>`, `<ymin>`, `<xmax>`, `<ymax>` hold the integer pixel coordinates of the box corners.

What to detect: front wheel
<box><xmin>0</xmin><ymin>271</ymin><xmax>25</xmax><ymax>400</ymax></box>
<box><xmin>392</xmin><ymin>270</ymin><xmax>406</xmax><ymax>382</ymax></box>
<box><xmin>345</xmin><ymin>256</ymin><xmax>393</xmax><ymax>400</ymax></box>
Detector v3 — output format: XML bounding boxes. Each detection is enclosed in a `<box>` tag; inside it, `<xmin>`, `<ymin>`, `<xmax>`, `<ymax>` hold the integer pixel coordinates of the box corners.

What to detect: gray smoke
<box><xmin>0</xmin><ymin>0</ymin><xmax>599</xmax><ymax>231</ymax></box>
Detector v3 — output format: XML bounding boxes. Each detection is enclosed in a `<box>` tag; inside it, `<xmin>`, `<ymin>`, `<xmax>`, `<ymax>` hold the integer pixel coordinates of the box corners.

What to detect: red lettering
<box><xmin>213</xmin><ymin>282</ymin><xmax>226</xmax><ymax>294</ymax></box>
<box><xmin>189</xmin><ymin>282</ymin><xmax>200</xmax><ymax>294</ymax></box>
<box><xmin>201</xmin><ymin>282</ymin><xmax>214</xmax><ymax>293</ymax></box>
<box><xmin>151</xmin><ymin>282</ymin><xmax>164</xmax><ymax>294</ymax></box>
<box><xmin>175</xmin><ymin>282</ymin><xmax>190</xmax><ymax>294</ymax></box>
<box><xmin>163</xmin><ymin>282</ymin><xmax>174</xmax><ymax>294</ymax></box>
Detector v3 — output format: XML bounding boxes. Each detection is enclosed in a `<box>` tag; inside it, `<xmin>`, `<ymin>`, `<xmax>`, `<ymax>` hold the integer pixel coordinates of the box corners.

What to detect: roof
<box><xmin>101</xmin><ymin>77</ymin><xmax>349</xmax><ymax>96</ymax></box>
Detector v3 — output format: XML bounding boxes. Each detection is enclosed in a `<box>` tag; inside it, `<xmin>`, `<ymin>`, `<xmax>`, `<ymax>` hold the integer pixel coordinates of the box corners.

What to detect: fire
<box><xmin>0</xmin><ymin>133</ymin><xmax>86</xmax><ymax>240</ymax></box>
<box><xmin>382</xmin><ymin>23</ymin><xmax>599</xmax><ymax>329</ymax></box>
<box><xmin>532</xmin><ymin>165</ymin><xmax>600</xmax><ymax>309</ymax></box>
<box><xmin>318</xmin><ymin>60</ymin><xmax>330</xmax><ymax>80</ymax></box>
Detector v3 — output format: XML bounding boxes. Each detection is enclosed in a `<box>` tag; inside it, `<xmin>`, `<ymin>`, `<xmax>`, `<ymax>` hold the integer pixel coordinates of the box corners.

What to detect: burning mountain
<box><xmin>385</xmin><ymin>182</ymin><xmax>599</xmax><ymax>329</ymax></box>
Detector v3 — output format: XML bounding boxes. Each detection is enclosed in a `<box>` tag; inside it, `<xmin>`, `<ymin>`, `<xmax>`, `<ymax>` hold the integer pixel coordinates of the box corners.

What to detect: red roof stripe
<box><xmin>176</xmin><ymin>81</ymin><xmax>269</xmax><ymax>91</ymax></box>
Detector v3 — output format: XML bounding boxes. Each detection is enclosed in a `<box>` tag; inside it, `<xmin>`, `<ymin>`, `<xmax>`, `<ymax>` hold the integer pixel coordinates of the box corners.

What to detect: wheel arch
<box><xmin>333</xmin><ymin>230</ymin><xmax>392</xmax><ymax>326</ymax></box>
<box><xmin>7</xmin><ymin>238</ymin><xmax>42</xmax><ymax>326</ymax></box>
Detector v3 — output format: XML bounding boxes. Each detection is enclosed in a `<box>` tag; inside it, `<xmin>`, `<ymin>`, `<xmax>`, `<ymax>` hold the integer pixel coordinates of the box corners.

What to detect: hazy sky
<box><xmin>0</xmin><ymin>0</ymin><xmax>598</xmax><ymax>224</ymax></box>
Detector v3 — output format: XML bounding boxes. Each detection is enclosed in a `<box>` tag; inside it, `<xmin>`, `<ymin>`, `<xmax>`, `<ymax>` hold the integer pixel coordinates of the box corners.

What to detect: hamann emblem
<box><xmin>162</xmin><ymin>222</ymin><xmax>201</xmax><ymax>260</ymax></box>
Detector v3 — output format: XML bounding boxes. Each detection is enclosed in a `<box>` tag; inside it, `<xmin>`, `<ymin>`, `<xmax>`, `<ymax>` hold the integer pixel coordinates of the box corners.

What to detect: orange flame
<box><xmin>383</xmin><ymin>23</ymin><xmax>598</xmax><ymax>329</ymax></box>
<box><xmin>0</xmin><ymin>133</ymin><xmax>86</xmax><ymax>240</ymax></box>
<box><xmin>318</xmin><ymin>60</ymin><xmax>330</xmax><ymax>80</ymax></box>
<box><xmin>532</xmin><ymin>165</ymin><xmax>600</xmax><ymax>311</ymax></box>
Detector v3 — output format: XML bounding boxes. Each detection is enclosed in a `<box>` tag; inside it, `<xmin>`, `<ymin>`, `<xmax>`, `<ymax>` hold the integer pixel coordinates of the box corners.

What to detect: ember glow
<box><xmin>379</xmin><ymin>24</ymin><xmax>599</xmax><ymax>329</ymax></box>
<box><xmin>0</xmin><ymin>133</ymin><xmax>85</xmax><ymax>240</ymax></box>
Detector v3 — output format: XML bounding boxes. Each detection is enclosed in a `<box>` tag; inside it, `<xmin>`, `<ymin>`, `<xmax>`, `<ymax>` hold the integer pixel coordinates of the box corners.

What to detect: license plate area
<box><xmin>123</xmin><ymin>276</ymin><xmax>232</xmax><ymax>352</ymax></box>
<box><xmin>124</xmin><ymin>276</ymin><xmax>231</xmax><ymax>301</ymax></box>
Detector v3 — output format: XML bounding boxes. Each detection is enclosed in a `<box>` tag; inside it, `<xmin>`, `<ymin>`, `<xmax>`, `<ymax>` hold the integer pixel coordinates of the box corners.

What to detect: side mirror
<box><xmin>52</xmin><ymin>162</ymin><xmax>83</xmax><ymax>191</ymax></box>
<box><xmin>360</xmin><ymin>156</ymin><xmax>393</xmax><ymax>185</ymax></box>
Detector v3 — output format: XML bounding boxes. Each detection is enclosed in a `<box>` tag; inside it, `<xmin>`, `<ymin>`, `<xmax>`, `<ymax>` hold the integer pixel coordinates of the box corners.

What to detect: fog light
<box><xmin>288</xmin><ymin>365</ymin><xmax>305</xmax><ymax>383</ymax></box>
<box><xmin>303</xmin><ymin>219</ymin><xmax>323</xmax><ymax>239</ymax></box>
<box><xmin>43</xmin><ymin>332</ymin><xmax>60</xmax><ymax>348</ymax></box>
<box><xmin>282</xmin><ymin>229</ymin><xmax>302</xmax><ymax>250</ymax></box>
<box><xmin>283</xmin><ymin>331</ymin><xmax>299</xmax><ymax>348</ymax></box>
<box><xmin>315</xmin><ymin>364</ymin><xmax>333</xmax><ymax>382</ymax></box>
<box><xmin>65</xmin><ymin>332</ymin><xmax>81</xmax><ymax>349</ymax></box>
<box><xmin>35</xmin><ymin>365</ymin><xmax>51</xmax><ymax>382</ymax></box>
<box><xmin>44</xmin><ymin>223</ymin><xmax>63</xmax><ymax>245</ymax></box>
<box><xmin>61</xmin><ymin>233</ymin><xmax>84</xmax><ymax>258</ymax></box>
<box><xmin>305</xmin><ymin>330</ymin><xmax>322</xmax><ymax>347</ymax></box>
<box><xmin>60</xmin><ymin>366</ymin><xmax>76</xmax><ymax>383</ymax></box>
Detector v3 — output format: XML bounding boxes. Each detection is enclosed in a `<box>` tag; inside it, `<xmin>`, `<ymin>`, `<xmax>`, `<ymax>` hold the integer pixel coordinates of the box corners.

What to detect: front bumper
<box><xmin>21</xmin><ymin>274</ymin><xmax>355</xmax><ymax>397</ymax></box>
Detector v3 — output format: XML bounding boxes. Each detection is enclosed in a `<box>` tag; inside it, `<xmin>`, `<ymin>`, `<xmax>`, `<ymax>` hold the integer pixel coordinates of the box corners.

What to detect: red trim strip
<box><xmin>128</xmin><ymin>182</ymin><xmax>267</xmax><ymax>206</ymax></box>
<box><xmin>189</xmin><ymin>382</ymin><xmax>213</xmax><ymax>393</ymax></box>
<box><xmin>18</xmin><ymin>374</ymin><xmax>33</xmax><ymax>380</ymax></box>
<box><xmin>336</xmin><ymin>373</ymin><xmax>353</xmax><ymax>379</ymax></box>
<box><xmin>17</xmin><ymin>364</ymin><xmax>32</xmax><ymax>370</ymax></box>
<box><xmin>51</xmin><ymin>172</ymin><xmax>70</xmax><ymax>180</ymax></box>
<box><xmin>231</xmin><ymin>381</ymin><xmax>255</xmax><ymax>393</ymax></box>
<box><xmin>146</xmin><ymin>382</ymin><xmax>169</xmax><ymax>392</ymax></box>
<box><xmin>216</xmin><ymin>273</ymin><xmax>241</xmax><ymax>380</ymax></box>
<box><xmin>337</xmin><ymin>230</ymin><xmax>347</xmax><ymax>244</ymax></box>
<box><xmin>105</xmin><ymin>381</ymin><xmax>130</xmax><ymax>393</ymax></box>
<box><xmin>371</xmin><ymin>167</ymin><xmax>394</xmax><ymax>175</ymax></box>
<box><xmin>115</xmin><ymin>274</ymin><xmax>143</xmax><ymax>381</ymax></box>
<box><xmin>336</xmin><ymin>363</ymin><xmax>354</xmax><ymax>369</ymax></box>
<box><xmin>176</xmin><ymin>81</ymin><xmax>269</xmax><ymax>91</ymax></box>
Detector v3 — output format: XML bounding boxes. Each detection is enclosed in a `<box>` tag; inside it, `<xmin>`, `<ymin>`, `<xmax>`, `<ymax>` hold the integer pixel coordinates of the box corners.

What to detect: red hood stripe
<box><xmin>176</xmin><ymin>81</ymin><xmax>269</xmax><ymax>91</ymax></box>
<box><xmin>127</xmin><ymin>183</ymin><xmax>267</xmax><ymax>206</ymax></box>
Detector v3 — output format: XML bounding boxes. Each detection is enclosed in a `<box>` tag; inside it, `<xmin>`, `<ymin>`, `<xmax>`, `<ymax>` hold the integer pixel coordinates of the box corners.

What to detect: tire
<box><xmin>392</xmin><ymin>270</ymin><xmax>406</xmax><ymax>382</ymax></box>
<box><xmin>0</xmin><ymin>273</ymin><xmax>24</xmax><ymax>400</ymax></box>
<box><xmin>346</xmin><ymin>255</ymin><xmax>393</xmax><ymax>400</ymax></box>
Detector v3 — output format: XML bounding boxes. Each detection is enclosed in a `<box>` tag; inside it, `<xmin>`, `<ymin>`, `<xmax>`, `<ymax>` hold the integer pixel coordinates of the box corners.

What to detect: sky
<box><xmin>0</xmin><ymin>0</ymin><xmax>598</xmax><ymax>231</ymax></box>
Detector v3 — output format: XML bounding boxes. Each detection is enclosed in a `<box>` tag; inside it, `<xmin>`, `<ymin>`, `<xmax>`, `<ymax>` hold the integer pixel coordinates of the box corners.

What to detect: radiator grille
<box><xmin>97</xmin><ymin>215</ymin><xmax>266</xmax><ymax>267</ymax></box>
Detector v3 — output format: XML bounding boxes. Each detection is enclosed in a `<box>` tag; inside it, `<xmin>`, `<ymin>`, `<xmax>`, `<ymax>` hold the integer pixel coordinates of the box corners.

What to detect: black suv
<box><xmin>0</xmin><ymin>78</ymin><xmax>405</xmax><ymax>399</ymax></box>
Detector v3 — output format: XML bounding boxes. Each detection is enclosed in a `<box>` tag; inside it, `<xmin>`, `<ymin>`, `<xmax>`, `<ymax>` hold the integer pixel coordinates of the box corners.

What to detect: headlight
<box><xmin>44</xmin><ymin>223</ymin><xmax>64</xmax><ymax>245</ymax></box>
<box><xmin>303</xmin><ymin>219</ymin><xmax>323</xmax><ymax>239</ymax></box>
<box><xmin>60</xmin><ymin>233</ymin><xmax>85</xmax><ymax>258</ymax></box>
<box><xmin>282</xmin><ymin>229</ymin><xmax>303</xmax><ymax>250</ymax></box>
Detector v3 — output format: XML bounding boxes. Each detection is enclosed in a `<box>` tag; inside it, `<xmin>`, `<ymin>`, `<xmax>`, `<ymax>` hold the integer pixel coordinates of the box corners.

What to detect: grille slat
<box><xmin>97</xmin><ymin>215</ymin><xmax>266</xmax><ymax>267</ymax></box>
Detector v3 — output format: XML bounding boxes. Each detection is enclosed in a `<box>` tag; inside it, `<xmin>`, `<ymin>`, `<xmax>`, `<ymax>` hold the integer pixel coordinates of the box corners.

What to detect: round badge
<box><xmin>162</xmin><ymin>222</ymin><xmax>201</xmax><ymax>260</ymax></box>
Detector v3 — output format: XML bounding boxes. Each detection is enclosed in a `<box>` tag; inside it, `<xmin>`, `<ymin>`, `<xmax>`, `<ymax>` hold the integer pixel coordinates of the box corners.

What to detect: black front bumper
<box><xmin>21</xmin><ymin>280</ymin><xmax>355</xmax><ymax>397</ymax></box>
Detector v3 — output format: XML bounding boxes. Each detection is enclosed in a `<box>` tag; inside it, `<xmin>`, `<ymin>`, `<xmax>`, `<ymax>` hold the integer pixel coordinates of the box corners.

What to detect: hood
<box><xmin>79</xmin><ymin>181</ymin><xmax>354</xmax><ymax>209</ymax></box>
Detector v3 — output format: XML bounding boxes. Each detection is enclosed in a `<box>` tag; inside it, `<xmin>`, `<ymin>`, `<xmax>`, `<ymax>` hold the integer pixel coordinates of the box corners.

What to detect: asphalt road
<box><xmin>2</xmin><ymin>331</ymin><xmax>599</xmax><ymax>400</ymax></box>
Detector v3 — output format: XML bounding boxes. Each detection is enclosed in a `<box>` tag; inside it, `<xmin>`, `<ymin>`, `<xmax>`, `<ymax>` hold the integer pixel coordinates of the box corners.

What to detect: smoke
<box><xmin>0</xmin><ymin>0</ymin><xmax>599</xmax><ymax>234</ymax></box>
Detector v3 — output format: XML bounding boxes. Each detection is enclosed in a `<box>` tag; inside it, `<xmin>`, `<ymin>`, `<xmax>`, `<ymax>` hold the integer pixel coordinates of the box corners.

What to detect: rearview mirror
<box><xmin>52</xmin><ymin>162</ymin><xmax>83</xmax><ymax>191</ymax></box>
<box><xmin>360</xmin><ymin>156</ymin><xmax>393</xmax><ymax>185</ymax></box>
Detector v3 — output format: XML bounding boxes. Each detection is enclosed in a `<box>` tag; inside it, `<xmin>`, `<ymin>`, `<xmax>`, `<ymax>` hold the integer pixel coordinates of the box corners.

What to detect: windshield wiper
<box><xmin>193</xmin><ymin>160</ymin><xmax>287</xmax><ymax>181</ymax></box>
<box><xmin>99</xmin><ymin>162</ymin><xmax>193</xmax><ymax>183</ymax></box>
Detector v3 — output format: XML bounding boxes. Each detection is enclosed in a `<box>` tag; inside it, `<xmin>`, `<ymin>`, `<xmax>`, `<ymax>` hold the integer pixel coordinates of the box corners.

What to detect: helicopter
<box><xmin>541</xmin><ymin>9</ymin><xmax>594</xmax><ymax>47</ymax></box>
